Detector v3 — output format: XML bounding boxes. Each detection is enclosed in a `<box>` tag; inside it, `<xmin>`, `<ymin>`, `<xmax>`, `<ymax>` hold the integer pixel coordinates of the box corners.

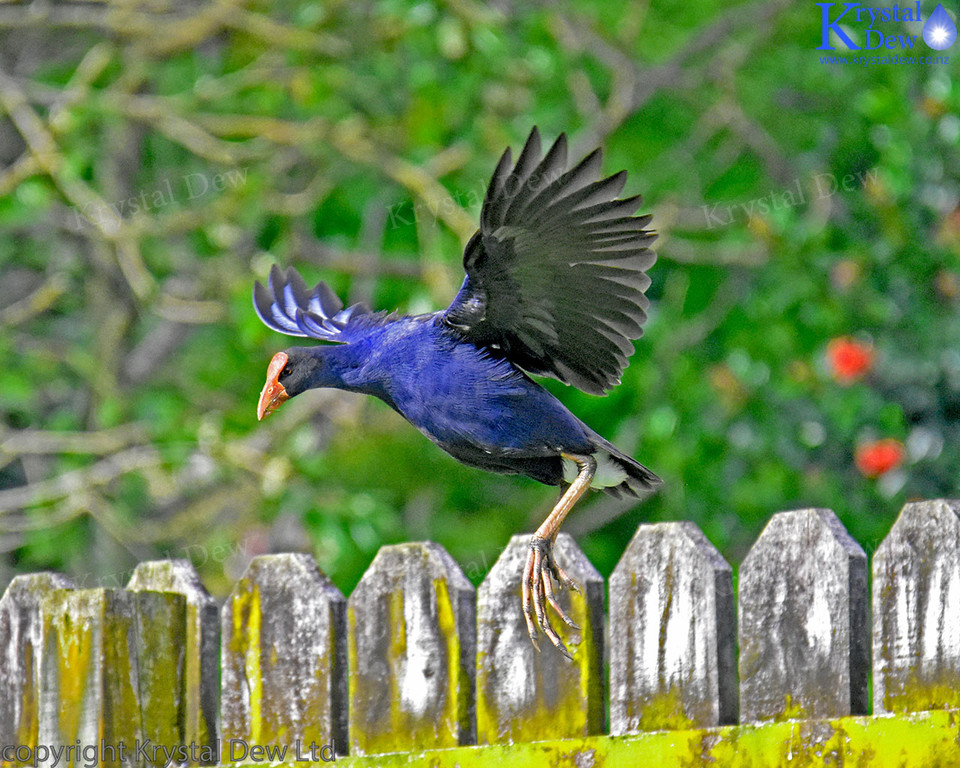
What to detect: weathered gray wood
<box><xmin>128</xmin><ymin>560</ymin><xmax>219</xmax><ymax>759</ymax></box>
<box><xmin>609</xmin><ymin>522</ymin><xmax>736</xmax><ymax>734</ymax></box>
<box><xmin>221</xmin><ymin>553</ymin><xmax>346</xmax><ymax>759</ymax></box>
<box><xmin>39</xmin><ymin>588</ymin><xmax>186</xmax><ymax>768</ymax></box>
<box><xmin>873</xmin><ymin>498</ymin><xmax>960</xmax><ymax>713</ymax></box>
<box><xmin>348</xmin><ymin>542</ymin><xmax>475</xmax><ymax>755</ymax></box>
<box><xmin>738</xmin><ymin>508</ymin><xmax>868</xmax><ymax>722</ymax></box>
<box><xmin>476</xmin><ymin>533</ymin><xmax>604</xmax><ymax>744</ymax></box>
<box><xmin>0</xmin><ymin>573</ymin><xmax>74</xmax><ymax>759</ymax></box>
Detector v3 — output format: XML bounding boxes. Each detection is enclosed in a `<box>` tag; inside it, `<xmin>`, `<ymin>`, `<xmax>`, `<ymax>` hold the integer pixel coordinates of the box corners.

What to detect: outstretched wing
<box><xmin>253</xmin><ymin>264</ymin><xmax>371</xmax><ymax>342</ymax></box>
<box><xmin>442</xmin><ymin>127</ymin><xmax>656</xmax><ymax>395</ymax></box>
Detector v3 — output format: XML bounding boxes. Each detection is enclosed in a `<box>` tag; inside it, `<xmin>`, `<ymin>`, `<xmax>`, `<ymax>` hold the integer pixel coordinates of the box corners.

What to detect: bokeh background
<box><xmin>1</xmin><ymin>0</ymin><xmax>958</xmax><ymax>597</ymax></box>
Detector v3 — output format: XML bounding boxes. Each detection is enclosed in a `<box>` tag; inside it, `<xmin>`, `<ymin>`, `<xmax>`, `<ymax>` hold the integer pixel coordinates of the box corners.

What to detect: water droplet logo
<box><xmin>922</xmin><ymin>4</ymin><xmax>957</xmax><ymax>50</ymax></box>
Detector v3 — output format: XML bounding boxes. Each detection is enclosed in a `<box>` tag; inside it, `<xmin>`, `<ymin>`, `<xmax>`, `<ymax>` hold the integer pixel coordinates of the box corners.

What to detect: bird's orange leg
<box><xmin>522</xmin><ymin>452</ymin><xmax>596</xmax><ymax>658</ymax></box>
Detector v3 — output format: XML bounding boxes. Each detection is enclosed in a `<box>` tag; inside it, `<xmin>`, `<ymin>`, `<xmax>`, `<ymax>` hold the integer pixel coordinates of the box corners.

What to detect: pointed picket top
<box><xmin>738</xmin><ymin>508</ymin><xmax>868</xmax><ymax>723</ymax></box>
<box><xmin>873</xmin><ymin>499</ymin><xmax>960</xmax><ymax>713</ymax></box>
<box><xmin>38</xmin><ymin>587</ymin><xmax>186</xmax><ymax>768</ymax></box>
<box><xmin>476</xmin><ymin>533</ymin><xmax>604</xmax><ymax>745</ymax></box>
<box><xmin>609</xmin><ymin>521</ymin><xmax>736</xmax><ymax>734</ymax></box>
<box><xmin>348</xmin><ymin>541</ymin><xmax>476</xmax><ymax>756</ymax></box>
<box><xmin>221</xmin><ymin>553</ymin><xmax>347</xmax><ymax>759</ymax></box>
<box><xmin>128</xmin><ymin>560</ymin><xmax>219</xmax><ymax>758</ymax></box>
<box><xmin>0</xmin><ymin>573</ymin><xmax>74</xmax><ymax>757</ymax></box>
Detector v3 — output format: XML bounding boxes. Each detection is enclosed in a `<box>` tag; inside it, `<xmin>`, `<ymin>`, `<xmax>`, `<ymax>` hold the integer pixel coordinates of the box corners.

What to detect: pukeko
<box><xmin>254</xmin><ymin>127</ymin><xmax>660</xmax><ymax>657</ymax></box>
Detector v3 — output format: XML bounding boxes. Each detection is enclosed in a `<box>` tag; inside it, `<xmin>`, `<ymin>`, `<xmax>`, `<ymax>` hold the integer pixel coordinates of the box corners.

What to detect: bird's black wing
<box><xmin>253</xmin><ymin>265</ymin><xmax>373</xmax><ymax>342</ymax></box>
<box><xmin>442</xmin><ymin>127</ymin><xmax>656</xmax><ymax>394</ymax></box>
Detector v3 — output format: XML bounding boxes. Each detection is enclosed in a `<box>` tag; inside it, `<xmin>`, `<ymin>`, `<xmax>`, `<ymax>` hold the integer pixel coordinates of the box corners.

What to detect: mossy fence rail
<box><xmin>2</xmin><ymin>500</ymin><xmax>960</xmax><ymax>767</ymax></box>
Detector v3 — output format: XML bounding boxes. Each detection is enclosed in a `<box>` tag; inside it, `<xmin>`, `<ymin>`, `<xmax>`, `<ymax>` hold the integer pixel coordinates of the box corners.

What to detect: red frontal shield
<box><xmin>257</xmin><ymin>352</ymin><xmax>290</xmax><ymax>420</ymax></box>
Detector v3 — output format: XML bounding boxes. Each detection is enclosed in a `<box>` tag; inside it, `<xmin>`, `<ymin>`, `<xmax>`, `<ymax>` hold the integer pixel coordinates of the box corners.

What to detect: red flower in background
<box><xmin>827</xmin><ymin>337</ymin><xmax>873</xmax><ymax>383</ymax></box>
<box><xmin>855</xmin><ymin>439</ymin><xmax>904</xmax><ymax>477</ymax></box>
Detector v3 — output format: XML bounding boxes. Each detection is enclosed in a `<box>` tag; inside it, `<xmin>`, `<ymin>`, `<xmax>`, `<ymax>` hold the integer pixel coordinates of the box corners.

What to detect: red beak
<box><xmin>257</xmin><ymin>352</ymin><xmax>290</xmax><ymax>420</ymax></box>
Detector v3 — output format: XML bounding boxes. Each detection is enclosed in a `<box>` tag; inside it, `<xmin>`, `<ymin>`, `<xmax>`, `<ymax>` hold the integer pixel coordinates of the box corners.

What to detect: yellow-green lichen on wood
<box><xmin>38</xmin><ymin>589</ymin><xmax>143</xmax><ymax>768</ymax></box>
<box><xmin>128</xmin><ymin>560</ymin><xmax>219</xmax><ymax>760</ymax></box>
<box><xmin>131</xmin><ymin>590</ymin><xmax>188</xmax><ymax>763</ymax></box>
<box><xmin>0</xmin><ymin>573</ymin><xmax>74</xmax><ymax>766</ymax></box>
<box><xmin>220</xmin><ymin>554</ymin><xmax>346</xmax><ymax>759</ymax></box>
<box><xmin>476</xmin><ymin>533</ymin><xmax>604</xmax><ymax>745</ymax></box>
<box><xmin>872</xmin><ymin>499</ymin><xmax>960</xmax><ymax>715</ymax></box>
<box><xmin>609</xmin><ymin>522</ymin><xmax>737</xmax><ymax>735</ymax></box>
<box><xmin>226</xmin><ymin>709</ymin><xmax>960</xmax><ymax>768</ymax></box>
<box><xmin>347</xmin><ymin>542</ymin><xmax>475</xmax><ymax>756</ymax></box>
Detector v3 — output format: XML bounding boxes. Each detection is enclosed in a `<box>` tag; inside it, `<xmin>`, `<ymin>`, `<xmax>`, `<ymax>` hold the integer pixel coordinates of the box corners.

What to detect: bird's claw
<box><xmin>522</xmin><ymin>536</ymin><xmax>580</xmax><ymax>660</ymax></box>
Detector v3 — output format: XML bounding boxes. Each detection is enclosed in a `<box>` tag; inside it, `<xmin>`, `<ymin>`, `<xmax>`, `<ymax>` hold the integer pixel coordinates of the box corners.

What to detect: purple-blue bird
<box><xmin>254</xmin><ymin>128</ymin><xmax>660</xmax><ymax>656</ymax></box>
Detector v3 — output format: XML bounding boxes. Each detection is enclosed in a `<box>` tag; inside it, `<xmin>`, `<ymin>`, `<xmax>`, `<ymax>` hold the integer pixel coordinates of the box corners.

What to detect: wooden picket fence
<box><xmin>2</xmin><ymin>499</ymin><xmax>960</xmax><ymax>767</ymax></box>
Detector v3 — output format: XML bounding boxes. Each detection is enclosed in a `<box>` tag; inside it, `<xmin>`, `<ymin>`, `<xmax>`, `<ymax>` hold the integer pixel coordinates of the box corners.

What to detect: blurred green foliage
<box><xmin>0</xmin><ymin>0</ymin><xmax>958</xmax><ymax>597</ymax></box>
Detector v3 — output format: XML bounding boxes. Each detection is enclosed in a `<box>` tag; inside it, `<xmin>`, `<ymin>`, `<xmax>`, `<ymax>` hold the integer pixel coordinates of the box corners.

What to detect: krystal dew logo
<box><xmin>817</xmin><ymin>2</ymin><xmax>958</xmax><ymax>51</ymax></box>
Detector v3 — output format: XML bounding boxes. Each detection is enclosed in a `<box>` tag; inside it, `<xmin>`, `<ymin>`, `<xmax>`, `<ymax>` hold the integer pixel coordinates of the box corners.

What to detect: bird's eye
<box><xmin>281</xmin><ymin>366</ymin><xmax>292</xmax><ymax>378</ymax></box>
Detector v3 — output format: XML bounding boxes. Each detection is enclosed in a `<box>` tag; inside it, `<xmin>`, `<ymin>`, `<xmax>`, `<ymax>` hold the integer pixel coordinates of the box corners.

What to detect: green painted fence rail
<box><xmin>1</xmin><ymin>499</ymin><xmax>959</xmax><ymax>767</ymax></box>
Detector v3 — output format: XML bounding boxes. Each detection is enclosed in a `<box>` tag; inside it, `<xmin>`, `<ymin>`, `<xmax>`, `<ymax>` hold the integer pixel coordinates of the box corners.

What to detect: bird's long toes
<box><xmin>554</xmin><ymin>604</ymin><xmax>580</xmax><ymax>630</ymax></box>
<box><xmin>537</xmin><ymin>561</ymin><xmax>574</xmax><ymax>657</ymax></box>
<box><xmin>543</xmin><ymin>619</ymin><xmax>572</xmax><ymax>660</ymax></box>
<box><xmin>525</xmin><ymin>535</ymin><xmax>578</xmax><ymax>658</ymax></box>
<box><xmin>528</xmin><ymin>630</ymin><xmax>541</xmax><ymax>654</ymax></box>
<box><xmin>532</xmin><ymin>550</ymin><xmax>552</xmax><ymax>636</ymax></box>
<box><xmin>542</xmin><ymin>570</ymin><xmax>580</xmax><ymax>629</ymax></box>
<box><xmin>537</xmin><ymin>593</ymin><xmax>569</xmax><ymax>657</ymax></box>
<box><xmin>560</xmin><ymin>572</ymin><xmax>581</xmax><ymax>593</ymax></box>
<box><xmin>521</xmin><ymin>552</ymin><xmax>541</xmax><ymax>651</ymax></box>
<box><xmin>547</xmin><ymin>556</ymin><xmax>580</xmax><ymax>593</ymax></box>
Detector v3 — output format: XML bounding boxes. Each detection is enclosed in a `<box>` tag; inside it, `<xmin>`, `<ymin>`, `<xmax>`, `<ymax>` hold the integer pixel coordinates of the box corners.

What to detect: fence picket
<box><xmin>609</xmin><ymin>521</ymin><xmax>736</xmax><ymax>733</ymax></box>
<box><xmin>220</xmin><ymin>554</ymin><xmax>346</xmax><ymax>760</ymax></box>
<box><xmin>0</xmin><ymin>574</ymin><xmax>74</xmax><ymax>763</ymax></box>
<box><xmin>738</xmin><ymin>508</ymin><xmax>868</xmax><ymax>722</ymax></box>
<box><xmin>475</xmin><ymin>533</ymin><xmax>604</xmax><ymax>744</ymax></box>
<box><xmin>873</xmin><ymin>499</ymin><xmax>960</xmax><ymax>713</ymax></box>
<box><xmin>128</xmin><ymin>560</ymin><xmax>219</xmax><ymax>759</ymax></box>
<box><xmin>347</xmin><ymin>542</ymin><xmax>475</xmax><ymax>755</ymax></box>
<box><xmin>38</xmin><ymin>588</ymin><xmax>186</xmax><ymax>768</ymax></box>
